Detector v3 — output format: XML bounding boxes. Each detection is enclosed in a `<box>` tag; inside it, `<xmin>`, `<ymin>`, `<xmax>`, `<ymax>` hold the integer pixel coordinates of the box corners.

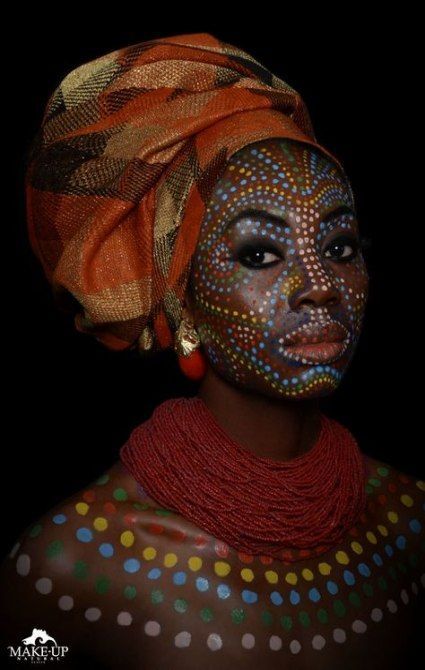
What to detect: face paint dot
<box><xmin>269</xmin><ymin>635</ymin><xmax>282</xmax><ymax>651</ymax></box>
<box><xmin>242</xmin><ymin>589</ymin><xmax>258</xmax><ymax>604</ymax></box>
<box><xmin>35</xmin><ymin>577</ymin><xmax>52</xmax><ymax>594</ymax></box>
<box><xmin>143</xmin><ymin>546</ymin><xmax>157</xmax><ymax>560</ymax></box>
<box><xmin>163</xmin><ymin>553</ymin><xmax>178</xmax><ymax>568</ymax></box>
<box><xmin>217</xmin><ymin>583</ymin><xmax>231</xmax><ymax>599</ymax></box>
<box><xmin>335</xmin><ymin>551</ymin><xmax>349</xmax><ymax>564</ymax></box>
<box><xmin>207</xmin><ymin>633</ymin><xmax>222</xmax><ymax>651</ymax></box>
<box><xmin>85</xmin><ymin>607</ymin><xmax>102</xmax><ymax>622</ymax></box>
<box><xmin>351</xmin><ymin>541</ymin><xmax>363</xmax><ymax>554</ymax></box>
<box><xmin>290</xmin><ymin>639</ymin><xmax>301</xmax><ymax>654</ymax></box>
<box><xmin>124</xmin><ymin>585</ymin><xmax>137</xmax><ymax>599</ymax></box>
<box><xmin>16</xmin><ymin>554</ymin><xmax>31</xmax><ymax>576</ymax></box>
<box><xmin>318</xmin><ymin>562</ymin><xmax>331</xmax><ymax>575</ymax></box>
<box><xmin>73</xmin><ymin>560</ymin><xmax>88</xmax><ymax>580</ymax></box>
<box><xmin>75</xmin><ymin>502</ymin><xmax>89</xmax><ymax>516</ymax></box>
<box><xmin>117</xmin><ymin>611</ymin><xmax>132</xmax><ymax>626</ymax></box>
<box><xmin>400</xmin><ymin>589</ymin><xmax>409</xmax><ymax>605</ymax></box>
<box><xmin>46</xmin><ymin>540</ymin><xmax>64</xmax><ymax>559</ymax></box>
<box><xmin>312</xmin><ymin>634</ymin><xmax>326</xmax><ymax>650</ymax></box>
<box><xmin>173</xmin><ymin>571</ymin><xmax>187</xmax><ymax>586</ymax></box>
<box><xmin>145</xmin><ymin>620</ymin><xmax>161</xmax><ymax>636</ymax></box>
<box><xmin>370</xmin><ymin>607</ymin><xmax>383</xmax><ymax>622</ymax></box>
<box><xmin>214</xmin><ymin>561</ymin><xmax>231</xmax><ymax>577</ymax></box>
<box><xmin>285</xmin><ymin>571</ymin><xmax>298</xmax><ymax>585</ymax></box>
<box><xmin>265</xmin><ymin>570</ymin><xmax>278</xmax><ymax>584</ymax></box>
<box><xmin>302</xmin><ymin>568</ymin><xmax>314</xmax><ymax>581</ymax></box>
<box><xmin>124</xmin><ymin>558</ymin><xmax>141</xmax><ymax>573</ymax></box>
<box><xmin>95</xmin><ymin>474</ymin><xmax>110</xmax><ymax>485</ymax></box>
<box><xmin>99</xmin><ymin>543</ymin><xmax>114</xmax><ymax>558</ymax></box>
<box><xmin>95</xmin><ymin>576</ymin><xmax>110</xmax><ymax>594</ymax></box>
<box><xmin>58</xmin><ymin>595</ymin><xmax>74</xmax><ymax>610</ymax></box>
<box><xmin>76</xmin><ymin>527</ymin><xmax>93</xmax><ymax>543</ymax></box>
<box><xmin>241</xmin><ymin>568</ymin><xmax>255</xmax><ymax>582</ymax></box>
<box><xmin>333</xmin><ymin>628</ymin><xmax>346</xmax><ymax>643</ymax></box>
<box><xmin>29</xmin><ymin>524</ymin><xmax>43</xmax><ymax>538</ymax></box>
<box><xmin>387</xmin><ymin>511</ymin><xmax>399</xmax><ymax>523</ymax></box>
<box><xmin>175</xmin><ymin>631</ymin><xmax>191</xmax><ymax>648</ymax></box>
<box><xmin>93</xmin><ymin>517</ymin><xmax>108</xmax><ymax>531</ymax></box>
<box><xmin>241</xmin><ymin>633</ymin><xmax>255</xmax><ymax>649</ymax></box>
<box><xmin>400</xmin><ymin>495</ymin><xmax>413</xmax><ymax>507</ymax></box>
<box><xmin>352</xmin><ymin>619</ymin><xmax>367</xmax><ymax>633</ymax></box>
<box><xmin>53</xmin><ymin>514</ymin><xmax>67</xmax><ymax>525</ymax></box>
<box><xmin>188</xmin><ymin>556</ymin><xmax>202</xmax><ymax>571</ymax></box>
<box><xmin>387</xmin><ymin>599</ymin><xmax>398</xmax><ymax>613</ymax></box>
<box><xmin>148</xmin><ymin>568</ymin><xmax>162</xmax><ymax>580</ymax></box>
<box><xmin>9</xmin><ymin>542</ymin><xmax>20</xmax><ymax>558</ymax></box>
<box><xmin>200</xmin><ymin>607</ymin><xmax>214</xmax><ymax>622</ymax></box>
<box><xmin>113</xmin><ymin>488</ymin><xmax>128</xmax><ymax>501</ymax></box>
<box><xmin>196</xmin><ymin>577</ymin><xmax>209</xmax><ymax>592</ymax></box>
<box><xmin>270</xmin><ymin>591</ymin><xmax>283</xmax><ymax>606</ymax></box>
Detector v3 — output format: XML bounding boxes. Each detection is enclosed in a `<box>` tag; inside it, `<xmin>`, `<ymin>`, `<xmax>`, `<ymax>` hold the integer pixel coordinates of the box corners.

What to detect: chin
<box><xmin>263</xmin><ymin>364</ymin><xmax>345</xmax><ymax>401</ymax></box>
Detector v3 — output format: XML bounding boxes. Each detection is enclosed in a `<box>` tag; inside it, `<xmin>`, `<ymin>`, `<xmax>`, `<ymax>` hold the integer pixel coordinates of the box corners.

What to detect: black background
<box><xmin>5</xmin><ymin>9</ymin><xmax>423</xmax><ymax>557</ymax></box>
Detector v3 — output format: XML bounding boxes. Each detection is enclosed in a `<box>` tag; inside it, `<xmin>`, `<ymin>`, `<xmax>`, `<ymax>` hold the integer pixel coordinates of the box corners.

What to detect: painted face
<box><xmin>188</xmin><ymin>139</ymin><xmax>369</xmax><ymax>400</ymax></box>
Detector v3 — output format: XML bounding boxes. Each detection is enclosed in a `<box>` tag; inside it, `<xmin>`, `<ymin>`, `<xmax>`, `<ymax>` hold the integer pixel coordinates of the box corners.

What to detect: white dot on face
<box><xmin>16</xmin><ymin>554</ymin><xmax>30</xmax><ymax>576</ymax></box>
<box><xmin>9</xmin><ymin>542</ymin><xmax>20</xmax><ymax>559</ymax></box>
<box><xmin>333</xmin><ymin>628</ymin><xmax>346</xmax><ymax>644</ymax></box>
<box><xmin>207</xmin><ymin>633</ymin><xmax>222</xmax><ymax>651</ymax></box>
<box><xmin>352</xmin><ymin>619</ymin><xmax>367</xmax><ymax>634</ymax></box>
<box><xmin>371</xmin><ymin>608</ymin><xmax>383</xmax><ymax>623</ymax></box>
<box><xmin>269</xmin><ymin>635</ymin><xmax>282</xmax><ymax>651</ymax></box>
<box><xmin>117</xmin><ymin>611</ymin><xmax>133</xmax><ymax>626</ymax></box>
<box><xmin>58</xmin><ymin>595</ymin><xmax>74</xmax><ymax>611</ymax></box>
<box><xmin>387</xmin><ymin>599</ymin><xmax>398</xmax><ymax>614</ymax></box>
<box><xmin>312</xmin><ymin>635</ymin><xmax>326</xmax><ymax>650</ymax></box>
<box><xmin>175</xmin><ymin>631</ymin><xmax>191</xmax><ymax>648</ymax></box>
<box><xmin>144</xmin><ymin>620</ymin><xmax>161</xmax><ymax>636</ymax></box>
<box><xmin>85</xmin><ymin>607</ymin><xmax>102</xmax><ymax>622</ymax></box>
<box><xmin>35</xmin><ymin>577</ymin><xmax>52</xmax><ymax>594</ymax></box>
<box><xmin>290</xmin><ymin>639</ymin><xmax>301</xmax><ymax>654</ymax></box>
<box><xmin>241</xmin><ymin>633</ymin><xmax>255</xmax><ymax>649</ymax></box>
<box><xmin>412</xmin><ymin>581</ymin><xmax>419</xmax><ymax>595</ymax></box>
<box><xmin>400</xmin><ymin>589</ymin><xmax>409</xmax><ymax>605</ymax></box>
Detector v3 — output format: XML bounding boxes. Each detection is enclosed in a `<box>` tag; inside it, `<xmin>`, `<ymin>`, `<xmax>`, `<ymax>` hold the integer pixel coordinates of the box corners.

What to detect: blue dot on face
<box><xmin>242</xmin><ymin>589</ymin><xmax>258</xmax><ymax>604</ymax></box>
<box><xmin>53</xmin><ymin>514</ymin><xmax>67</xmax><ymax>525</ymax></box>
<box><xmin>217</xmin><ymin>584</ymin><xmax>231</xmax><ymax>599</ymax></box>
<box><xmin>196</xmin><ymin>577</ymin><xmax>209</xmax><ymax>592</ymax></box>
<box><xmin>373</xmin><ymin>553</ymin><xmax>383</xmax><ymax>566</ymax></box>
<box><xmin>124</xmin><ymin>558</ymin><xmax>141</xmax><ymax>573</ymax></box>
<box><xmin>173</xmin><ymin>571</ymin><xmax>187</xmax><ymax>586</ymax></box>
<box><xmin>358</xmin><ymin>563</ymin><xmax>371</xmax><ymax>578</ymax></box>
<box><xmin>343</xmin><ymin>570</ymin><xmax>356</xmax><ymax>586</ymax></box>
<box><xmin>289</xmin><ymin>589</ymin><xmax>300</xmax><ymax>605</ymax></box>
<box><xmin>308</xmin><ymin>587</ymin><xmax>321</xmax><ymax>602</ymax></box>
<box><xmin>384</xmin><ymin>544</ymin><xmax>394</xmax><ymax>557</ymax></box>
<box><xmin>409</xmin><ymin>519</ymin><xmax>421</xmax><ymax>534</ymax></box>
<box><xmin>270</xmin><ymin>591</ymin><xmax>283</xmax><ymax>606</ymax></box>
<box><xmin>99</xmin><ymin>543</ymin><xmax>114</xmax><ymax>558</ymax></box>
<box><xmin>326</xmin><ymin>580</ymin><xmax>339</xmax><ymax>595</ymax></box>
<box><xmin>76</xmin><ymin>527</ymin><xmax>93</xmax><ymax>543</ymax></box>
<box><xmin>396</xmin><ymin>535</ymin><xmax>406</xmax><ymax>550</ymax></box>
<box><xmin>148</xmin><ymin>568</ymin><xmax>162</xmax><ymax>580</ymax></box>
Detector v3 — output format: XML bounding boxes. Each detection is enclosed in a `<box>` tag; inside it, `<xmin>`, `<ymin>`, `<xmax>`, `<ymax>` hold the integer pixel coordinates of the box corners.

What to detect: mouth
<box><xmin>279</xmin><ymin>321</ymin><xmax>350</xmax><ymax>365</ymax></box>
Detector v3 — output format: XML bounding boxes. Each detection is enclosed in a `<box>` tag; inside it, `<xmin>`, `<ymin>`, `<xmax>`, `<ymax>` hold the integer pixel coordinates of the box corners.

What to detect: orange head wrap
<box><xmin>26</xmin><ymin>33</ymin><xmax>341</xmax><ymax>353</ymax></box>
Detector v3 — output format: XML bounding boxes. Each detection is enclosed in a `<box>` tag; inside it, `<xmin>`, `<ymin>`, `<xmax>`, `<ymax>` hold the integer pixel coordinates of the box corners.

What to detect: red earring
<box><xmin>174</xmin><ymin>310</ymin><xmax>207</xmax><ymax>382</ymax></box>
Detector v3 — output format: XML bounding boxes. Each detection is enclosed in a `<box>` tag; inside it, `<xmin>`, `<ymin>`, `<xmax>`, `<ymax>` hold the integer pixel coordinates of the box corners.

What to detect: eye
<box><xmin>323</xmin><ymin>235</ymin><xmax>359</xmax><ymax>262</ymax></box>
<box><xmin>237</xmin><ymin>244</ymin><xmax>282</xmax><ymax>269</ymax></box>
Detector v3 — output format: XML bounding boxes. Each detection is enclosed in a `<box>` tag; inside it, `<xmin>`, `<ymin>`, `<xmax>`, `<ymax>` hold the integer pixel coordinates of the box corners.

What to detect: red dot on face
<box><xmin>281</xmin><ymin>550</ymin><xmax>294</xmax><ymax>562</ymax></box>
<box><xmin>148</xmin><ymin>523</ymin><xmax>165</xmax><ymax>535</ymax></box>
<box><xmin>124</xmin><ymin>513</ymin><xmax>137</xmax><ymax>526</ymax></box>
<box><xmin>299</xmin><ymin>549</ymin><xmax>311</xmax><ymax>559</ymax></box>
<box><xmin>195</xmin><ymin>535</ymin><xmax>208</xmax><ymax>549</ymax></box>
<box><xmin>103</xmin><ymin>502</ymin><xmax>117</xmax><ymax>515</ymax></box>
<box><xmin>388</xmin><ymin>483</ymin><xmax>397</xmax><ymax>493</ymax></box>
<box><xmin>170</xmin><ymin>529</ymin><xmax>187</xmax><ymax>543</ymax></box>
<box><xmin>238</xmin><ymin>552</ymin><xmax>254</xmax><ymax>564</ymax></box>
<box><xmin>83</xmin><ymin>490</ymin><xmax>96</xmax><ymax>503</ymax></box>
<box><xmin>378</xmin><ymin>494</ymin><xmax>387</xmax><ymax>505</ymax></box>
<box><xmin>259</xmin><ymin>554</ymin><xmax>274</xmax><ymax>565</ymax></box>
<box><xmin>398</xmin><ymin>474</ymin><xmax>410</xmax><ymax>485</ymax></box>
<box><xmin>215</xmin><ymin>541</ymin><xmax>229</xmax><ymax>558</ymax></box>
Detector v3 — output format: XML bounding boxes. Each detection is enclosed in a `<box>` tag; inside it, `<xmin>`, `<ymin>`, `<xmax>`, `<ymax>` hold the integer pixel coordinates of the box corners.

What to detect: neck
<box><xmin>197</xmin><ymin>368</ymin><xmax>321</xmax><ymax>462</ymax></box>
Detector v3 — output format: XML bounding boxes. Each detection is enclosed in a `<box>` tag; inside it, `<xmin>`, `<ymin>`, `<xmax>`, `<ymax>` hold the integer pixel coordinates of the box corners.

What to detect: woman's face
<box><xmin>188</xmin><ymin>139</ymin><xmax>368</xmax><ymax>400</ymax></box>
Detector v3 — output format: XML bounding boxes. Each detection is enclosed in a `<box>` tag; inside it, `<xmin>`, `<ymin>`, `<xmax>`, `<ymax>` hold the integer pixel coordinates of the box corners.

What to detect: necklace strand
<box><xmin>120</xmin><ymin>397</ymin><xmax>367</xmax><ymax>561</ymax></box>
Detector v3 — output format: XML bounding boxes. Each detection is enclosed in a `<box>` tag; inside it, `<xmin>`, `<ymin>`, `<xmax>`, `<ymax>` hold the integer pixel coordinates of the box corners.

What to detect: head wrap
<box><xmin>26</xmin><ymin>32</ymin><xmax>341</xmax><ymax>353</ymax></box>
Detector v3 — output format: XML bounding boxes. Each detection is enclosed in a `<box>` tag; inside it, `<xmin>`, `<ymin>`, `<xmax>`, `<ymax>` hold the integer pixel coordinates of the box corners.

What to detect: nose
<box><xmin>289</xmin><ymin>280</ymin><xmax>341</xmax><ymax>311</ymax></box>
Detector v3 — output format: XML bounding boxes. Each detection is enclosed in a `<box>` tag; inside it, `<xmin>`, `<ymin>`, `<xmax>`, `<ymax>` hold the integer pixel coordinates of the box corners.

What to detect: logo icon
<box><xmin>7</xmin><ymin>628</ymin><xmax>69</xmax><ymax>663</ymax></box>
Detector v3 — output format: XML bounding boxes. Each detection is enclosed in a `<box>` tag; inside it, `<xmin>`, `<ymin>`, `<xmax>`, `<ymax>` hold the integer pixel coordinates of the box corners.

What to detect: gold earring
<box><xmin>174</xmin><ymin>308</ymin><xmax>207</xmax><ymax>381</ymax></box>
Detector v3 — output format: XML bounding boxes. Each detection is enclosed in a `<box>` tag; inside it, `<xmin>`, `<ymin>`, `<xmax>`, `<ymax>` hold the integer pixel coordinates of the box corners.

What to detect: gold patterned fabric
<box><xmin>26</xmin><ymin>32</ymin><xmax>340</xmax><ymax>352</ymax></box>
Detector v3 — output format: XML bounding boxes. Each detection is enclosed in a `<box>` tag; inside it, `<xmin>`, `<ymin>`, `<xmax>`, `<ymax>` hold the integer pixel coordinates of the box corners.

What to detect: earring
<box><xmin>174</xmin><ymin>310</ymin><xmax>207</xmax><ymax>381</ymax></box>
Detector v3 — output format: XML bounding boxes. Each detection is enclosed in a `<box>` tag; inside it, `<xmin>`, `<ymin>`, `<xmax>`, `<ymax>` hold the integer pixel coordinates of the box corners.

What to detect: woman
<box><xmin>1</xmin><ymin>33</ymin><xmax>423</xmax><ymax>669</ymax></box>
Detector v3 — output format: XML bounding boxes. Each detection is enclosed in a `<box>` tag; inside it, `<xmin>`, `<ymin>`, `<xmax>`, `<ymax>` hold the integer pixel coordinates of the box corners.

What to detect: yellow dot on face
<box><xmin>387</xmin><ymin>511</ymin><xmax>399</xmax><ymax>524</ymax></box>
<box><xmin>301</xmin><ymin>569</ymin><xmax>314</xmax><ymax>581</ymax></box>
<box><xmin>377</xmin><ymin>525</ymin><xmax>388</xmax><ymax>537</ymax></box>
<box><xmin>143</xmin><ymin>546</ymin><xmax>157</xmax><ymax>561</ymax></box>
<box><xmin>163</xmin><ymin>553</ymin><xmax>178</xmax><ymax>568</ymax></box>
<box><xmin>241</xmin><ymin>568</ymin><xmax>255</xmax><ymax>582</ymax></box>
<box><xmin>335</xmin><ymin>551</ymin><xmax>350</xmax><ymax>565</ymax></box>
<box><xmin>285</xmin><ymin>572</ymin><xmax>298</xmax><ymax>585</ymax></box>
<box><xmin>214</xmin><ymin>561</ymin><xmax>231</xmax><ymax>577</ymax></box>
<box><xmin>75</xmin><ymin>502</ymin><xmax>89</xmax><ymax>516</ymax></box>
<box><xmin>188</xmin><ymin>556</ymin><xmax>202</xmax><ymax>571</ymax></box>
<box><xmin>416</xmin><ymin>480</ymin><xmax>425</xmax><ymax>491</ymax></box>
<box><xmin>318</xmin><ymin>562</ymin><xmax>332</xmax><ymax>575</ymax></box>
<box><xmin>120</xmin><ymin>530</ymin><xmax>135</xmax><ymax>547</ymax></box>
<box><xmin>401</xmin><ymin>494</ymin><xmax>414</xmax><ymax>508</ymax></box>
<box><xmin>366</xmin><ymin>531</ymin><xmax>377</xmax><ymax>544</ymax></box>
<box><xmin>351</xmin><ymin>541</ymin><xmax>363</xmax><ymax>555</ymax></box>
<box><xmin>93</xmin><ymin>517</ymin><xmax>108</xmax><ymax>531</ymax></box>
<box><xmin>265</xmin><ymin>570</ymin><xmax>278</xmax><ymax>584</ymax></box>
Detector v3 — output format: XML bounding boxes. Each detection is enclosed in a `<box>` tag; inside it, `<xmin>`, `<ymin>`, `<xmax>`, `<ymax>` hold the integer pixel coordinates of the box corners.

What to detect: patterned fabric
<box><xmin>26</xmin><ymin>32</ymin><xmax>341</xmax><ymax>352</ymax></box>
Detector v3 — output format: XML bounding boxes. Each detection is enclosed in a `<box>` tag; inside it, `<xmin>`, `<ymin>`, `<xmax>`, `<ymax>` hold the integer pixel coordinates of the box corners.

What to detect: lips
<box><xmin>280</xmin><ymin>321</ymin><xmax>350</xmax><ymax>365</ymax></box>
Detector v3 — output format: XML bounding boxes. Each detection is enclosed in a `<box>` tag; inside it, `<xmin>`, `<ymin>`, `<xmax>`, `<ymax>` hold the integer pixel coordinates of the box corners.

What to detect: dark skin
<box><xmin>0</xmin><ymin>140</ymin><xmax>423</xmax><ymax>669</ymax></box>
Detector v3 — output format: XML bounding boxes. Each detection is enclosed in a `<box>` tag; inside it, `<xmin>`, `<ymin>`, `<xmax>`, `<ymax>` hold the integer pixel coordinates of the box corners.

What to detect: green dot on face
<box><xmin>362</xmin><ymin>583</ymin><xmax>374</xmax><ymax>597</ymax></box>
<box><xmin>95</xmin><ymin>576</ymin><xmax>111</xmax><ymax>594</ymax></box>
<box><xmin>95</xmin><ymin>474</ymin><xmax>110</xmax><ymax>485</ymax></box>
<box><xmin>348</xmin><ymin>592</ymin><xmax>361</xmax><ymax>608</ymax></box>
<box><xmin>174</xmin><ymin>598</ymin><xmax>188</xmax><ymax>613</ymax></box>
<box><xmin>365</xmin><ymin>485</ymin><xmax>374</xmax><ymax>495</ymax></box>
<box><xmin>113</xmin><ymin>488</ymin><xmax>128</xmax><ymax>501</ymax></box>
<box><xmin>333</xmin><ymin>599</ymin><xmax>346</xmax><ymax>617</ymax></box>
<box><xmin>261</xmin><ymin>611</ymin><xmax>273</xmax><ymax>626</ymax></box>
<box><xmin>377</xmin><ymin>467</ymin><xmax>389</xmax><ymax>477</ymax></box>
<box><xmin>378</xmin><ymin>576</ymin><xmax>388</xmax><ymax>591</ymax></box>
<box><xmin>299</xmin><ymin>611</ymin><xmax>311</xmax><ymax>627</ymax></box>
<box><xmin>133</xmin><ymin>502</ymin><xmax>149</xmax><ymax>511</ymax></box>
<box><xmin>231</xmin><ymin>608</ymin><xmax>246</xmax><ymax>624</ymax></box>
<box><xmin>151</xmin><ymin>589</ymin><xmax>164</xmax><ymax>604</ymax></box>
<box><xmin>73</xmin><ymin>560</ymin><xmax>88</xmax><ymax>580</ymax></box>
<box><xmin>280</xmin><ymin>615</ymin><xmax>292</xmax><ymax>631</ymax></box>
<box><xmin>368</xmin><ymin>478</ymin><xmax>381</xmax><ymax>487</ymax></box>
<box><xmin>155</xmin><ymin>508</ymin><xmax>173</xmax><ymax>517</ymax></box>
<box><xmin>124</xmin><ymin>585</ymin><xmax>137</xmax><ymax>599</ymax></box>
<box><xmin>200</xmin><ymin>607</ymin><xmax>214</xmax><ymax>623</ymax></box>
<box><xmin>317</xmin><ymin>608</ymin><xmax>328</xmax><ymax>624</ymax></box>
<box><xmin>29</xmin><ymin>524</ymin><xmax>42</xmax><ymax>538</ymax></box>
<box><xmin>46</xmin><ymin>540</ymin><xmax>64</xmax><ymax>558</ymax></box>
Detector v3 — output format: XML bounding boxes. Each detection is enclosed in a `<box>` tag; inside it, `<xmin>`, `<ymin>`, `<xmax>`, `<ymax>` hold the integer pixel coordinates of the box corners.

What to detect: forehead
<box><xmin>204</xmin><ymin>139</ymin><xmax>354</xmax><ymax>227</ymax></box>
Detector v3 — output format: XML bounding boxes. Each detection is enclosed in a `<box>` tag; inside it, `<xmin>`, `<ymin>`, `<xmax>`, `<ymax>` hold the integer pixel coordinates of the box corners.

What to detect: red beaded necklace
<box><xmin>120</xmin><ymin>396</ymin><xmax>367</xmax><ymax>562</ymax></box>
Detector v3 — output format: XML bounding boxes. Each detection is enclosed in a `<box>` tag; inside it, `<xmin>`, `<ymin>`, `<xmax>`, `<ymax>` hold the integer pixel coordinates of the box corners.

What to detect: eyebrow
<box><xmin>225</xmin><ymin>204</ymin><xmax>356</xmax><ymax>230</ymax></box>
